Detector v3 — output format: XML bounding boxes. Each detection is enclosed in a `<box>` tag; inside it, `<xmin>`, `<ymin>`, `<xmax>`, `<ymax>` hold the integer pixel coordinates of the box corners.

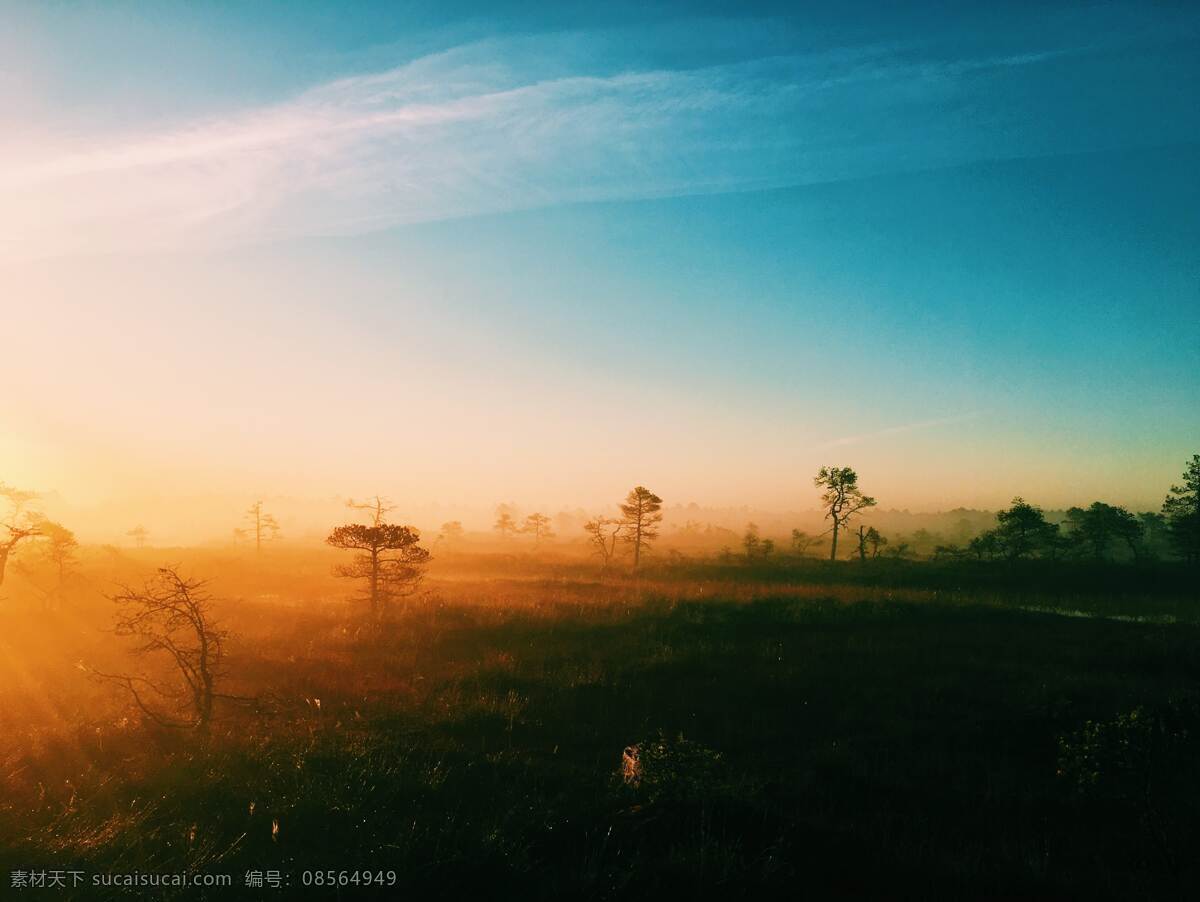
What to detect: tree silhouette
<box><xmin>520</xmin><ymin>512</ymin><xmax>555</xmax><ymax>545</ymax></box>
<box><xmin>583</xmin><ymin>517</ymin><xmax>626</xmax><ymax>570</ymax></box>
<box><xmin>1138</xmin><ymin>512</ymin><xmax>1171</xmax><ymax>558</ymax></box>
<box><xmin>997</xmin><ymin>497</ymin><xmax>1059</xmax><ymax>559</ymax></box>
<box><xmin>968</xmin><ymin>530</ymin><xmax>1002</xmax><ymax>560</ymax></box>
<box><xmin>438</xmin><ymin>521</ymin><xmax>465</xmax><ymax>543</ymax></box>
<box><xmin>790</xmin><ymin>529</ymin><xmax>819</xmax><ymax>558</ymax></box>
<box><xmin>493</xmin><ymin>506</ymin><xmax>519</xmax><ymax>540</ymax></box>
<box><xmin>1162</xmin><ymin>454</ymin><xmax>1200</xmax><ymax>563</ymax></box>
<box><xmin>866</xmin><ymin>526</ymin><xmax>886</xmax><ymax>558</ymax></box>
<box><xmin>855</xmin><ymin>524</ymin><xmax>886</xmax><ymax>561</ymax></box>
<box><xmin>1065</xmin><ymin>502</ymin><xmax>1142</xmax><ymax>561</ymax></box>
<box><xmin>86</xmin><ymin>567</ymin><xmax>226</xmax><ymax>732</ymax></box>
<box><xmin>326</xmin><ymin>523</ymin><xmax>430</xmax><ymax>616</ymax></box>
<box><xmin>346</xmin><ymin>495</ymin><xmax>396</xmax><ymax>527</ymax></box>
<box><xmin>973</xmin><ymin>497</ymin><xmax>1059</xmax><ymax>560</ymax></box>
<box><xmin>620</xmin><ymin>486</ymin><xmax>663</xmax><ymax>570</ymax></box>
<box><xmin>237</xmin><ymin>501</ymin><xmax>280</xmax><ymax>552</ymax></box>
<box><xmin>743</xmin><ymin>522</ymin><xmax>761</xmax><ymax>559</ymax></box>
<box><xmin>37</xmin><ymin>520</ymin><xmax>78</xmax><ymax>610</ymax></box>
<box><xmin>814</xmin><ymin>467</ymin><xmax>876</xmax><ymax>561</ymax></box>
<box><xmin>0</xmin><ymin>482</ymin><xmax>41</xmax><ymax>588</ymax></box>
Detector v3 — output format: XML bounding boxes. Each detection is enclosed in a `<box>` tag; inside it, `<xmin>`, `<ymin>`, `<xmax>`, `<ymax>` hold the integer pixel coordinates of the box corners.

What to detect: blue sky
<box><xmin>1</xmin><ymin>0</ymin><xmax>1198</xmax><ymax>531</ymax></box>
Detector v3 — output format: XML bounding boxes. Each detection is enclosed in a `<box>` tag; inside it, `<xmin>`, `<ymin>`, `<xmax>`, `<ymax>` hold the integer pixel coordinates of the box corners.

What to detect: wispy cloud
<box><xmin>0</xmin><ymin>33</ymin><xmax>1076</xmax><ymax>261</ymax></box>
<box><xmin>811</xmin><ymin>412</ymin><xmax>982</xmax><ymax>452</ymax></box>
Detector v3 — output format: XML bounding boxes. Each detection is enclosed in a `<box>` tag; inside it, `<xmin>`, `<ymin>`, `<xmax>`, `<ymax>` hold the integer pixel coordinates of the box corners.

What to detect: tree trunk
<box><xmin>369</xmin><ymin>549</ymin><xmax>380</xmax><ymax>615</ymax></box>
<box><xmin>829</xmin><ymin>521</ymin><xmax>839</xmax><ymax>561</ymax></box>
<box><xmin>196</xmin><ymin>628</ymin><xmax>213</xmax><ymax>733</ymax></box>
<box><xmin>198</xmin><ymin>671</ymin><xmax>213</xmax><ymax>733</ymax></box>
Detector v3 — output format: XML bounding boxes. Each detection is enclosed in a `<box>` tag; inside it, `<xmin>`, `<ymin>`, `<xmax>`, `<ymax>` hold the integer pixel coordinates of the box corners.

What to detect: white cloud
<box><xmin>0</xmin><ymin>36</ymin><xmax>1073</xmax><ymax>262</ymax></box>
<box><xmin>812</xmin><ymin>412</ymin><xmax>982</xmax><ymax>452</ymax></box>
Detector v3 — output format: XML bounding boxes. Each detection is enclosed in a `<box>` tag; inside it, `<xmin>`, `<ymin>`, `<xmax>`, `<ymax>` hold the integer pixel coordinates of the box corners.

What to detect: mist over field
<box><xmin>2</xmin><ymin>1</ymin><xmax>1199</xmax><ymax>899</ymax></box>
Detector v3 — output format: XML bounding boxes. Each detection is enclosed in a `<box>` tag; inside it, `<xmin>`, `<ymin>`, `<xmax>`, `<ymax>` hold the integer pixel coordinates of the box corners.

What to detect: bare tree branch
<box><xmin>91</xmin><ymin>566</ymin><xmax>228</xmax><ymax>731</ymax></box>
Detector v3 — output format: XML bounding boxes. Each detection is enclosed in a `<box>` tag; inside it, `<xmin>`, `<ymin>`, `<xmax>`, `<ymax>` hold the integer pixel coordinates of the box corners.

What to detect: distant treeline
<box><xmin>2</xmin><ymin>457</ymin><xmax>1197</xmax><ymax>608</ymax></box>
<box><xmin>475</xmin><ymin>457</ymin><xmax>1200</xmax><ymax>568</ymax></box>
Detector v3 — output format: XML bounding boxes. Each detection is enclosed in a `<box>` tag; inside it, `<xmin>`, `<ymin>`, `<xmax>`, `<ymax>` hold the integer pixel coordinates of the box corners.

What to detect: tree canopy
<box><xmin>326</xmin><ymin>523</ymin><xmax>430</xmax><ymax>615</ymax></box>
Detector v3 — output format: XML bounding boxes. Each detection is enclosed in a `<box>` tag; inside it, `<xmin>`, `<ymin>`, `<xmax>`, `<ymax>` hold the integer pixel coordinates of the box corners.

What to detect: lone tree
<box><xmin>493</xmin><ymin>505</ymin><xmax>519</xmax><ymax>540</ymax></box>
<box><xmin>814</xmin><ymin>467</ymin><xmax>876</xmax><ymax>561</ymax></box>
<box><xmin>87</xmin><ymin>567</ymin><xmax>227</xmax><ymax>732</ymax></box>
<box><xmin>520</xmin><ymin>512</ymin><xmax>556</xmax><ymax>545</ymax></box>
<box><xmin>237</xmin><ymin>501</ymin><xmax>280</xmax><ymax>552</ymax></box>
<box><xmin>126</xmin><ymin>525</ymin><xmax>150</xmax><ymax>548</ymax></box>
<box><xmin>1163</xmin><ymin>454</ymin><xmax>1200</xmax><ymax>564</ymax></box>
<box><xmin>620</xmin><ymin>486</ymin><xmax>663</xmax><ymax>570</ymax></box>
<box><xmin>0</xmin><ymin>482</ymin><xmax>41</xmax><ymax>588</ymax></box>
<box><xmin>583</xmin><ymin>517</ymin><xmax>626</xmax><ymax>571</ymax></box>
<box><xmin>326</xmin><ymin>522</ymin><xmax>430</xmax><ymax>616</ymax></box>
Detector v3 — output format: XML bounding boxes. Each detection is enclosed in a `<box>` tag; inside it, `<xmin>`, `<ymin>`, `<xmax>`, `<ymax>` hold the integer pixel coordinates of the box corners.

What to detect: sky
<box><xmin>1</xmin><ymin>1</ymin><xmax>1198</xmax><ymax>541</ymax></box>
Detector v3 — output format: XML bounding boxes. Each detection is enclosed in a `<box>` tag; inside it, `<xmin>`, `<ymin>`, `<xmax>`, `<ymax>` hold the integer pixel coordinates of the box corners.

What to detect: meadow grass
<box><xmin>1</xmin><ymin>560</ymin><xmax>1198</xmax><ymax>899</ymax></box>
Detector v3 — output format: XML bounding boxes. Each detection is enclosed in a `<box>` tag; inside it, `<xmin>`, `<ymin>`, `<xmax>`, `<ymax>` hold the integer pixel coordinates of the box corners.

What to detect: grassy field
<box><xmin>2</xmin><ymin>554</ymin><xmax>1198</xmax><ymax>899</ymax></box>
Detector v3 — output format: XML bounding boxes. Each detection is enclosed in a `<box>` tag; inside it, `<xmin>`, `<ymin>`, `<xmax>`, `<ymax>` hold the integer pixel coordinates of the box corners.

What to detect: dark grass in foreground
<box><xmin>3</xmin><ymin>589</ymin><xmax>1199</xmax><ymax>900</ymax></box>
